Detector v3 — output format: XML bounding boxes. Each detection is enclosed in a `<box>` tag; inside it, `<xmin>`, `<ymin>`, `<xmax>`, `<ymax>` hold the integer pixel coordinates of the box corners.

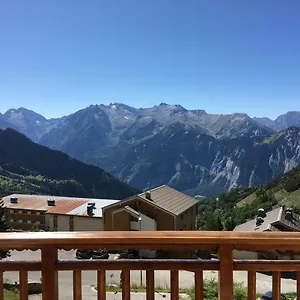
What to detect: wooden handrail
<box><xmin>1</xmin><ymin>231</ymin><xmax>300</xmax><ymax>251</ymax></box>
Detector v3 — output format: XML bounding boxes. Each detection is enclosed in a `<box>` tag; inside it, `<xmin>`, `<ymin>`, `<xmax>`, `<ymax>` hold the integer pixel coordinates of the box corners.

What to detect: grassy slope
<box><xmin>198</xmin><ymin>166</ymin><xmax>300</xmax><ymax>230</ymax></box>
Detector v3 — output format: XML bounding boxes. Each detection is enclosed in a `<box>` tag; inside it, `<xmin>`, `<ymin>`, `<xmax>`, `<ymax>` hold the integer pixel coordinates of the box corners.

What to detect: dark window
<box><xmin>131</xmin><ymin>216</ymin><xmax>138</xmax><ymax>222</ymax></box>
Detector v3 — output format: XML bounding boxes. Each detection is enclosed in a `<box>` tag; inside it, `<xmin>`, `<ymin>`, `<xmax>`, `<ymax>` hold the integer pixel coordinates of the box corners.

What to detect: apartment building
<box><xmin>3</xmin><ymin>194</ymin><xmax>119</xmax><ymax>231</ymax></box>
<box><xmin>103</xmin><ymin>185</ymin><xmax>198</xmax><ymax>258</ymax></box>
<box><xmin>103</xmin><ymin>185</ymin><xmax>198</xmax><ymax>232</ymax></box>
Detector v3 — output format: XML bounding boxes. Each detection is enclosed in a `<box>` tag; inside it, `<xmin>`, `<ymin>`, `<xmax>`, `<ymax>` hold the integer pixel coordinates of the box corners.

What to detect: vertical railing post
<box><xmin>218</xmin><ymin>246</ymin><xmax>233</xmax><ymax>300</ymax></box>
<box><xmin>170</xmin><ymin>270</ymin><xmax>179</xmax><ymax>300</ymax></box>
<box><xmin>146</xmin><ymin>270</ymin><xmax>155</xmax><ymax>300</ymax></box>
<box><xmin>272</xmin><ymin>272</ymin><xmax>281</xmax><ymax>300</ymax></box>
<box><xmin>194</xmin><ymin>271</ymin><xmax>204</xmax><ymax>300</ymax></box>
<box><xmin>297</xmin><ymin>272</ymin><xmax>300</xmax><ymax>300</ymax></box>
<box><xmin>0</xmin><ymin>271</ymin><xmax>3</xmax><ymax>300</ymax></box>
<box><xmin>19</xmin><ymin>270</ymin><xmax>28</xmax><ymax>300</ymax></box>
<box><xmin>97</xmin><ymin>270</ymin><xmax>106</xmax><ymax>300</ymax></box>
<box><xmin>41</xmin><ymin>247</ymin><xmax>58</xmax><ymax>300</ymax></box>
<box><xmin>73</xmin><ymin>270</ymin><xmax>82</xmax><ymax>300</ymax></box>
<box><xmin>247</xmin><ymin>271</ymin><xmax>256</xmax><ymax>300</ymax></box>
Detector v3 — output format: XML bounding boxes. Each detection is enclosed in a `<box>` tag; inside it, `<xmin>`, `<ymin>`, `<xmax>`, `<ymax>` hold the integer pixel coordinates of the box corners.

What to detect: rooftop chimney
<box><xmin>10</xmin><ymin>197</ymin><xmax>18</xmax><ymax>204</ymax></box>
<box><xmin>285</xmin><ymin>208</ymin><xmax>293</xmax><ymax>221</ymax></box>
<box><xmin>47</xmin><ymin>199</ymin><xmax>56</xmax><ymax>206</ymax></box>
<box><xmin>87</xmin><ymin>202</ymin><xmax>95</xmax><ymax>216</ymax></box>
<box><xmin>258</xmin><ymin>208</ymin><xmax>266</xmax><ymax>218</ymax></box>
<box><xmin>256</xmin><ymin>216</ymin><xmax>264</xmax><ymax>226</ymax></box>
<box><xmin>145</xmin><ymin>191</ymin><xmax>152</xmax><ymax>201</ymax></box>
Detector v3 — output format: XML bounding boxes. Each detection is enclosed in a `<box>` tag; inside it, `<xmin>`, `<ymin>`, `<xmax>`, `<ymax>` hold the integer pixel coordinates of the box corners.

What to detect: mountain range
<box><xmin>1</xmin><ymin>103</ymin><xmax>300</xmax><ymax>197</ymax></box>
<box><xmin>0</xmin><ymin>128</ymin><xmax>138</xmax><ymax>199</ymax></box>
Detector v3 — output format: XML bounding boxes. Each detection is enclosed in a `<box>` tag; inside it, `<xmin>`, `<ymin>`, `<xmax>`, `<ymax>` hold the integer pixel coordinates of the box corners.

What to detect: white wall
<box><xmin>46</xmin><ymin>214</ymin><xmax>103</xmax><ymax>231</ymax></box>
<box><xmin>57</xmin><ymin>215</ymin><xmax>70</xmax><ymax>231</ymax></box>
<box><xmin>130</xmin><ymin>212</ymin><xmax>157</xmax><ymax>231</ymax></box>
<box><xmin>73</xmin><ymin>217</ymin><xmax>103</xmax><ymax>231</ymax></box>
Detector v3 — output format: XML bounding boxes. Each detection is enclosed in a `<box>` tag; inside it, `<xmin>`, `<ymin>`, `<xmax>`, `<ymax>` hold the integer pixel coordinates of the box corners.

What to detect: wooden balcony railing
<box><xmin>0</xmin><ymin>231</ymin><xmax>300</xmax><ymax>299</ymax></box>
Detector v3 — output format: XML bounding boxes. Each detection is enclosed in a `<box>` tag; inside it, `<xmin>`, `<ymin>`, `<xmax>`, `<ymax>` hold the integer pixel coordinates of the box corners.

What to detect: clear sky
<box><xmin>0</xmin><ymin>0</ymin><xmax>300</xmax><ymax>119</ymax></box>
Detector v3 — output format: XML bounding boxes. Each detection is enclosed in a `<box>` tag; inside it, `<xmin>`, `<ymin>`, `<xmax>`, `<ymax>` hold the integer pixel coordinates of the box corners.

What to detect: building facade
<box><xmin>3</xmin><ymin>194</ymin><xmax>119</xmax><ymax>232</ymax></box>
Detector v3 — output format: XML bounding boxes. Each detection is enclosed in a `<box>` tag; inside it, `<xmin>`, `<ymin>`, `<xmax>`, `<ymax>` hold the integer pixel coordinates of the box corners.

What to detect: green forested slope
<box><xmin>198</xmin><ymin>166</ymin><xmax>300</xmax><ymax>230</ymax></box>
<box><xmin>0</xmin><ymin>128</ymin><xmax>139</xmax><ymax>199</ymax></box>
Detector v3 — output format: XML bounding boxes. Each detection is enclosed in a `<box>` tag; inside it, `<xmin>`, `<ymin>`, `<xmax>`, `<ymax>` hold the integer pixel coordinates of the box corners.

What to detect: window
<box><xmin>40</xmin><ymin>212</ymin><xmax>45</xmax><ymax>216</ymax></box>
<box><xmin>40</xmin><ymin>221</ymin><xmax>45</xmax><ymax>225</ymax></box>
<box><xmin>22</xmin><ymin>211</ymin><xmax>28</xmax><ymax>214</ymax></box>
<box><xmin>10</xmin><ymin>219</ymin><xmax>14</xmax><ymax>222</ymax></box>
<box><xmin>31</xmin><ymin>211</ymin><xmax>36</xmax><ymax>215</ymax></box>
<box><xmin>18</xmin><ymin>220</ymin><xmax>22</xmax><ymax>223</ymax></box>
<box><xmin>36</xmin><ymin>221</ymin><xmax>40</xmax><ymax>224</ymax></box>
<box><xmin>27</xmin><ymin>220</ymin><xmax>31</xmax><ymax>224</ymax></box>
<box><xmin>10</xmin><ymin>209</ymin><xmax>15</xmax><ymax>213</ymax></box>
<box><xmin>54</xmin><ymin>215</ymin><xmax>57</xmax><ymax>219</ymax></box>
<box><xmin>70</xmin><ymin>216</ymin><xmax>74</xmax><ymax>220</ymax></box>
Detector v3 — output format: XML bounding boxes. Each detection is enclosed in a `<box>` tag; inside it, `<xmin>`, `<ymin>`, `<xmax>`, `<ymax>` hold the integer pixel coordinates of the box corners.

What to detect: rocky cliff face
<box><xmin>89</xmin><ymin>126</ymin><xmax>300</xmax><ymax>197</ymax></box>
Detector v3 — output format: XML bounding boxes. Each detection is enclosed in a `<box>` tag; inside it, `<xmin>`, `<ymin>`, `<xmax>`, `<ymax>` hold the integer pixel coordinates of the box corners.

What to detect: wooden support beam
<box><xmin>41</xmin><ymin>247</ymin><xmax>58</xmax><ymax>300</ymax></box>
<box><xmin>73</xmin><ymin>270</ymin><xmax>82</xmax><ymax>300</ymax></box>
<box><xmin>97</xmin><ymin>270</ymin><xmax>106</xmax><ymax>300</ymax></box>
<box><xmin>195</xmin><ymin>271</ymin><xmax>204</xmax><ymax>300</ymax></box>
<box><xmin>247</xmin><ymin>271</ymin><xmax>256</xmax><ymax>300</ymax></box>
<box><xmin>121</xmin><ymin>270</ymin><xmax>130</xmax><ymax>300</ymax></box>
<box><xmin>170</xmin><ymin>270</ymin><xmax>179</xmax><ymax>300</ymax></box>
<box><xmin>146</xmin><ymin>270</ymin><xmax>155</xmax><ymax>300</ymax></box>
<box><xmin>272</xmin><ymin>271</ymin><xmax>281</xmax><ymax>300</ymax></box>
<box><xmin>218</xmin><ymin>246</ymin><xmax>233</xmax><ymax>300</ymax></box>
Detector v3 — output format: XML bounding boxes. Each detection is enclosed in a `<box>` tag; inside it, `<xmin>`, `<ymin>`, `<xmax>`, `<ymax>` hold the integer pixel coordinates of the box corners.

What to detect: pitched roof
<box><xmin>234</xmin><ymin>207</ymin><xmax>300</xmax><ymax>232</ymax></box>
<box><xmin>2</xmin><ymin>194</ymin><xmax>120</xmax><ymax>217</ymax></box>
<box><xmin>138</xmin><ymin>185</ymin><xmax>198</xmax><ymax>216</ymax></box>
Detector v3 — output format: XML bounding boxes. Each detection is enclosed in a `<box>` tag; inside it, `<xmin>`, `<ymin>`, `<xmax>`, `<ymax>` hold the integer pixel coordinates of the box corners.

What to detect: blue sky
<box><xmin>0</xmin><ymin>0</ymin><xmax>300</xmax><ymax>119</ymax></box>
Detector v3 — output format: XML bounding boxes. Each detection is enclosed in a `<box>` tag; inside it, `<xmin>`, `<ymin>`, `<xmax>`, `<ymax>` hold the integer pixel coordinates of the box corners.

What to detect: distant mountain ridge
<box><xmin>0</xmin><ymin>128</ymin><xmax>138</xmax><ymax>199</ymax></box>
<box><xmin>1</xmin><ymin>103</ymin><xmax>300</xmax><ymax>197</ymax></box>
<box><xmin>254</xmin><ymin>111</ymin><xmax>300</xmax><ymax>131</ymax></box>
<box><xmin>0</xmin><ymin>107</ymin><xmax>63</xmax><ymax>142</ymax></box>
